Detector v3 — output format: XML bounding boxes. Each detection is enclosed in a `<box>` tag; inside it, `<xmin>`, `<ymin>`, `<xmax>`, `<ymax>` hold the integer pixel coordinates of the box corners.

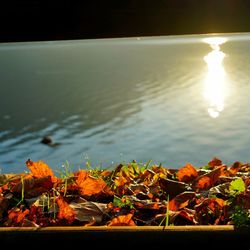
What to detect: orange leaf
<box><xmin>169</xmin><ymin>192</ymin><xmax>196</xmax><ymax>211</ymax></box>
<box><xmin>57</xmin><ymin>196</ymin><xmax>75</xmax><ymax>224</ymax></box>
<box><xmin>195</xmin><ymin>166</ymin><xmax>225</xmax><ymax>190</ymax></box>
<box><xmin>26</xmin><ymin>159</ymin><xmax>57</xmax><ymax>182</ymax></box>
<box><xmin>107</xmin><ymin>213</ymin><xmax>136</xmax><ymax>226</ymax></box>
<box><xmin>8</xmin><ymin>208</ymin><xmax>30</xmax><ymax>224</ymax></box>
<box><xmin>176</xmin><ymin>163</ymin><xmax>198</xmax><ymax>183</ymax></box>
<box><xmin>75</xmin><ymin>170</ymin><xmax>109</xmax><ymax>196</ymax></box>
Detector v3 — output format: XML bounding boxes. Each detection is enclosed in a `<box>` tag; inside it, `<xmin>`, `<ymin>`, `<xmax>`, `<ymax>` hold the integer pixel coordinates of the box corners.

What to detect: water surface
<box><xmin>1</xmin><ymin>33</ymin><xmax>250</xmax><ymax>173</ymax></box>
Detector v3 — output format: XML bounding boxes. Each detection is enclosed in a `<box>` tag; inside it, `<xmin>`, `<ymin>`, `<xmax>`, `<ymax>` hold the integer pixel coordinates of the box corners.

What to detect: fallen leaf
<box><xmin>229</xmin><ymin>161</ymin><xmax>243</xmax><ymax>176</ymax></box>
<box><xmin>69</xmin><ymin>197</ymin><xmax>108</xmax><ymax>223</ymax></box>
<box><xmin>208</xmin><ymin>157</ymin><xmax>223</xmax><ymax>168</ymax></box>
<box><xmin>176</xmin><ymin>163</ymin><xmax>198</xmax><ymax>183</ymax></box>
<box><xmin>56</xmin><ymin>196</ymin><xmax>75</xmax><ymax>224</ymax></box>
<box><xmin>7</xmin><ymin>208</ymin><xmax>30</xmax><ymax>225</ymax></box>
<box><xmin>76</xmin><ymin>170</ymin><xmax>111</xmax><ymax>196</ymax></box>
<box><xmin>12</xmin><ymin>176</ymin><xmax>53</xmax><ymax>198</ymax></box>
<box><xmin>195</xmin><ymin>166</ymin><xmax>226</xmax><ymax>190</ymax></box>
<box><xmin>107</xmin><ymin>213</ymin><xmax>136</xmax><ymax>226</ymax></box>
<box><xmin>194</xmin><ymin>198</ymin><xmax>225</xmax><ymax>225</ymax></box>
<box><xmin>26</xmin><ymin>159</ymin><xmax>57</xmax><ymax>182</ymax></box>
<box><xmin>169</xmin><ymin>191</ymin><xmax>196</xmax><ymax>211</ymax></box>
<box><xmin>159</xmin><ymin>178</ymin><xmax>192</xmax><ymax>199</ymax></box>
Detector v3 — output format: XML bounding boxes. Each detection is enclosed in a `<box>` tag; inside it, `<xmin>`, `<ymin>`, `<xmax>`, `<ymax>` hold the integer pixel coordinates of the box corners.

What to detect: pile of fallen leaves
<box><xmin>0</xmin><ymin>158</ymin><xmax>249</xmax><ymax>227</ymax></box>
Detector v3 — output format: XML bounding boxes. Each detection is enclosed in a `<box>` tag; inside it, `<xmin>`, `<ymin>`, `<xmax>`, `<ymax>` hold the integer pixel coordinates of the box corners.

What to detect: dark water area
<box><xmin>1</xmin><ymin>0</ymin><xmax>250</xmax><ymax>42</ymax></box>
<box><xmin>1</xmin><ymin>33</ymin><xmax>250</xmax><ymax>173</ymax></box>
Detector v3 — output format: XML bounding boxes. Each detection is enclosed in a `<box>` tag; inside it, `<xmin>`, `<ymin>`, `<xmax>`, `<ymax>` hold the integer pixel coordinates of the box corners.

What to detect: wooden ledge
<box><xmin>0</xmin><ymin>225</ymin><xmax>239</xmax><ymax>232</ymax></box>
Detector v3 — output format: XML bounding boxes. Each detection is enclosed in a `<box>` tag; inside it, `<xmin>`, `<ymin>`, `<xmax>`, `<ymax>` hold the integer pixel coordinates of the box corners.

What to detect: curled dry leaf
<box><xmin>69</xmin><ymin>197</ymin><xmax>108</xmax><ymax>223</ymax></box>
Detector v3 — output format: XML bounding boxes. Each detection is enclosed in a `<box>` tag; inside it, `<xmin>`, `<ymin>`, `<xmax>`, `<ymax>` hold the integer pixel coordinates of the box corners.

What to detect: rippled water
<box><xmin>1</xmin><ymin>33</ymin><xmax>250</xmax><ymax>173</ymax></box>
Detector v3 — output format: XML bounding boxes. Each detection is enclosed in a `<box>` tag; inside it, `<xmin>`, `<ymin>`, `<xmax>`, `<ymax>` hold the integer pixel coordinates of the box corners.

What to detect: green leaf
<box><xmin>113</xmin><ymin>195</ymin><xmax>123</xmax><ymax>207</ymax></box>
<box><xmin>229</xmin><ymin>178</ymin><xmax>245</xmax><ymax>194</ymax></box>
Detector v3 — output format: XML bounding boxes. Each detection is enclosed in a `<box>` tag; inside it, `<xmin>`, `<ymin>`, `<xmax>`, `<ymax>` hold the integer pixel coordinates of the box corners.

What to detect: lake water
<box><xmin>1</xmin><ymin>33</ymin><xmax>250</xmax><ymax>173</ymax></box>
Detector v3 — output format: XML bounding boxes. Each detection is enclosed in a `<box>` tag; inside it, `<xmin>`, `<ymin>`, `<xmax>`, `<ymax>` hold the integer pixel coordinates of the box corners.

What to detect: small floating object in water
<box><xmin>41</xmin><ymin>136</ymin><xmax>53</xmax><ymax>145</ymax></box>
<box><xmin>41</xmin><ymin>136</ymin><xmax>60</xmax><ymax>147</ymax></box>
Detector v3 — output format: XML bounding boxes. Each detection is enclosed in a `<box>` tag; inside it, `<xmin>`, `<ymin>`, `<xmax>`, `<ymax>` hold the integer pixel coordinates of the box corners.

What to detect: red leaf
<box><xmin>229</xmin><ymin>161</ymin><xmax>242</xmax><ymax>175</ymax></box>
<box><xmin>208</xmin><ymin>157</ymin><xmax>223</xmax><ymax>169</ymax></box>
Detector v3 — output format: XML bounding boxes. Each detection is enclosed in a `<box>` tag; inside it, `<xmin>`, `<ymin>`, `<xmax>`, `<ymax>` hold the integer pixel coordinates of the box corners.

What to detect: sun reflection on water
<box><xmin>203</xmin><ymin>37</ymin><xmax>228</xmax><ymax>118</ymax></box>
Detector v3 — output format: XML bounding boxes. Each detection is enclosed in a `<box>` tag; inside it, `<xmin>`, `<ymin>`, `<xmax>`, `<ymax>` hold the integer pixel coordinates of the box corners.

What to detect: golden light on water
<box><xmin>202</xmin><ymin>37</ymin><xmax>228</xmax><ymax>118</ymax></box>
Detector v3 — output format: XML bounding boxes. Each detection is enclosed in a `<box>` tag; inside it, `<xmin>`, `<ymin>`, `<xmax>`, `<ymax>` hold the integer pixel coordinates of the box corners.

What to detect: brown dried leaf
<box><xmin>69</xmin><ymin>197</ymin><xmax>108</xmax><ymax>223</ymax></box>
<box><xmin>229</xmin><ymin>161</ymin><xmax>243</xmax><ymax>176</ymax></box>
<box><xmin>208</xmin><ymin>157</ymin><xmax>223</xmax><ymax>169</ymax></box>
<box><xmin>159</xmin><ymin>178</ymin><xmax>192</xmax><ymax>199</ymax></box>
<box><xmin>12</xmin><ymin>176</ymin><xmax>53</xmax><ymax>198</ymax></box>
<box><xmin>195</xmin><ymin>198</ymin><xmax>225</xmax><ymax>225</ymax></box>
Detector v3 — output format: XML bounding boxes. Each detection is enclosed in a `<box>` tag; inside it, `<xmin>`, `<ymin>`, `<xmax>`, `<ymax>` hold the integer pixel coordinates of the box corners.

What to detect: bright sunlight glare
<box><xmin>202</xmin><ymin>37</ymin><xmax>228</xmax><ymax>118</ymax></box>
